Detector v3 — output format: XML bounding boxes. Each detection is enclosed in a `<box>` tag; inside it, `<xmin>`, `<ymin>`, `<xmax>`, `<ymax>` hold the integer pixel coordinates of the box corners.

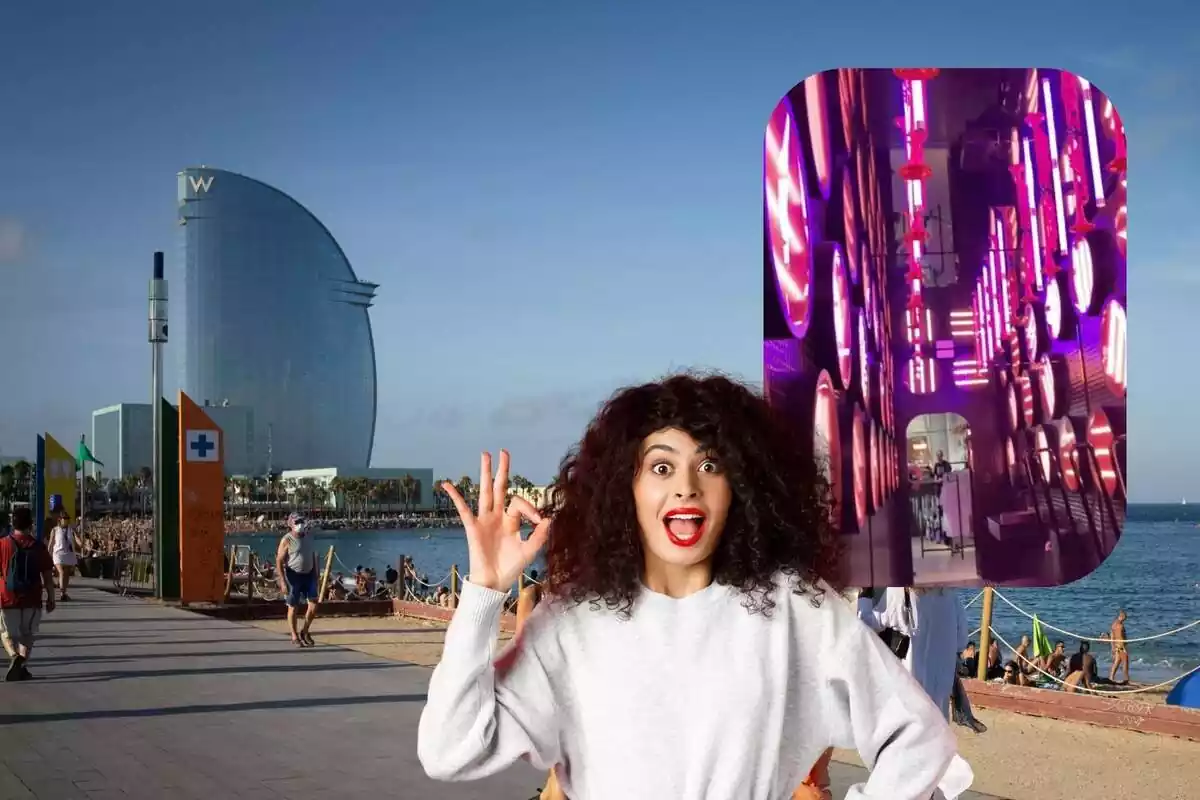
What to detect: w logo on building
<box><xmin>189</xmin><ymin>175</ymin><xmax>214</xmax><ymax>193</ymax></box>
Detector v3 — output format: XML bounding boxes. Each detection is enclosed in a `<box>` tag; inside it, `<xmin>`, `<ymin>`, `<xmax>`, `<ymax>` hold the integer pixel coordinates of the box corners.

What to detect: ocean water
<box><xmin>228</xmin><ymin>503</ymin><xmax>1199</xmax><ymax>685</ymax></box>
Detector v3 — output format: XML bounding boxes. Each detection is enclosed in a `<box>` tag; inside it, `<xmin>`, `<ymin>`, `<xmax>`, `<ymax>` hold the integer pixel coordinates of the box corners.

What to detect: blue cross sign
<box><xmin>185</xmin><ymin>429</ymin><xmax>221</xmax><ymax>463</ymax></box>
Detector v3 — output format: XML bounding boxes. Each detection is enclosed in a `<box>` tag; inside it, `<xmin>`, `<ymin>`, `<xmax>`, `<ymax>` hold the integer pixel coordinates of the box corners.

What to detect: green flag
<box><xmin>77</xmin><ymin>438</ymin><xmax>103</xmax><ymax>468</ymax></box>
<box><xmin>1032</xmin><ymin>614</ymin><xmax>1053</xmax><ymax>660</ymax></box>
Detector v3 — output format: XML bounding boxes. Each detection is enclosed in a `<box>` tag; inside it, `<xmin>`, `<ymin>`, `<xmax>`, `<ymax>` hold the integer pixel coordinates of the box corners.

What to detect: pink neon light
<box><xmin>852</xmin><ymin>411</ymin><xmax>868</xmax><ymax>528</ymax></box>
<box><xmin>1058</xmin><ymin>421</ymin><xmax>1080</xmax><ymax>492</ymax></box>
<box><xmin>1079</xmin><ymin>78</ymin><xmax>1106</xmax><ymax>209</ymax></box>
<box><xmin>1071</xmin><ymin>238</ymin><xmax>1095</xmax><ymax>313</ymax></box>
<box><xmin>1088</xmin><ymin>410</ymin><xmax>1118</xmax><ymax>496</ymax></box>
<box><xmin>1020</xmin><ymin>373</ymin><xmax>1035</xmax><ymax>427</ymax></box>
<box><xmin>996</xmin><ymin>219</ymin><xmax>1013</xmax><ymax>335</ymax></box>
<box><xmin>843</xmin><ymin>167</ymin><xmax>860</xmax><ymax>284</ymax></box>
<box><xmin>1022</xmin><ymin>137</ymin><xmax>1045</xmax><ymax>288</ymax></box>
<box><xmin>839</xmin><ymin>70</ymin><xmax>856</xmax><ymax>151</ymax></box>
<box><xmin>833</xmin><ymin>247</ymin><xmax>853</xmax><ymax>387</ymax></box>
<box><xmin>1041</xmin><ymin>79</ymin><xmax>1069</xmax><ymax>253</ymax></box>
<box><xmin>805</xmin><ymin>74</ymin><xmax>833</xmax><ymax>199</ymax></box>
<box><xmin>1007</xmin><ymin>383</ymin><xmax>1019</xmax><ymax>431</ymax></box>
<box><xmin>1006</xmin><ymin>438</ymin><xmax>1016</xmax><ymax>471</ymax></box>
<box><xmin>1024</xmin><ymin>303</ymin><xmax>1041</xmax><ymax>360</ymax></box>
<box><xmin>859</xmin><ymin>312</ymin><xmax>871</xmax><ymax>410</ymax></box>
<box><xmin>814</xmin><ymin>370</ymin><xmax>841</xmax><ymax>520</ymax></box>
<box><xmin>1036</xmin><ymin>428</ymin><xmax>1052</xmax><ymax>483</ymax></box>
<box><xmin>765</xmin><ymin>99</ymin><xmax>812</xmax><ymax>338</ymax></box>
<box><xmin>870</xmin><ymin>423</ymin><xmax>882</xmax><ymax>511</ymax></box>
<box><xmin>1045</xmin><ymin>279</ymin><xmax>1063</xmax><ymax>339</ymax></box>
<box><xmin>1101</xmin><ymin>300</ymin><xmax>1127</xmax><ymax>394</ymax></box>
<box><xmin>1037</xmin><ymin>354</ymin><xmax>1057</xmax><ymax>419</ymax></box>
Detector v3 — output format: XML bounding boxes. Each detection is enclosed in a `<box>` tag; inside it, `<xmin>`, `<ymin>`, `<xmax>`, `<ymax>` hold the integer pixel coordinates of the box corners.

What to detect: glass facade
<box><xmin>177</xmin><ymin>168</ymin><xmax>377</xmax><ymax>471</ymax></box>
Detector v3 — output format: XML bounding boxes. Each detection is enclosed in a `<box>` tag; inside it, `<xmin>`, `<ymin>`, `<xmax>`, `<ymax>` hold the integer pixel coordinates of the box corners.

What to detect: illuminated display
<box><xmin>1019</xmin><ymin>373</ymin><xmax>1035</xmax><ymax>427</ymax></box>
<box><xmin>1037</xmin><ymin>354</ymin><xmax>1059</xmax><ymax>420</ymax></box>
<box><xmin>843</xmin><ymin>165</ymin><xmax>860</xmax><ymax>284</ymax></box>
<box><xmin>1070</xmin><ymin>237</ymin><xmax>1096</xmax><ymax>314</ymax></box>
<box><xmin>870</xmin><ymin>422</ymin><xmax>882</xmax><ymax>510</ymax></box>
<box><xmin>1101</xmin><ymin>299</ymin><xmax>1127</xmax><ymax>394</ymax></box>
<box><xmin>1088</xmin><ymin>409</ymin><xmax>1119</xmax><ymax>497</ymax></box>
<box><xmin>852</xmin><ymin>410</ymin><xmax>868</xmax><ymax>528</ymax></box>
<box><xmin>1040</xmin><ymin>78</ymin><xmax>1069</xmax><ymax>254</ymax></box>
<box><xmin>1024</xmin><ymin>303</ymin><xmax>1043</xmax><ymax>360</ymax></box>
<box><xmin>858</xmin><ymin>311</ymin><xmax>871</xmax><ymax>410</ymax></box>
<box><xmin>1006</xmin><ymin>437</ymin><xmax>1016</xmax><ymax>472</ymax></box>
<box><xmin>838</xmin><ymin>69</ymin><xmax>856</xmax><ymax>149</ymax></box>
<box><xmin>805</xmin><ymin>74</ymin><xmax>833</xmax><ymax>199</ymax></box>
<box><xmin>1045</xmin><ymin>277</ymin><xmax>1063</xmax><ymax>339</ymax></box>
<box><xmin>1035</xmin><ymin>427</ymin><xmax>1052</xmax><ymax>483</ymax></box>
<box><xmin>832</xmin><ymin>246</ymin><xmax>853</xmax><ymax>387</ymax></box>
<box><xmin>1058</xmin><ymin>421</ymin><xmax>1080</xmax><ymax>492</ymax></box>
<box><xmin>765</xmin><ymin>98</ymin><xmax>813</xmax><ymax>339</ymax></box>
<box><xmin>1079</xmin><ymin>77</ymin><xmax>1106</xmax><ymax>210</ymax></box>
<box><xmin>1007</xmin><ymin>382</ymin><xmax>1019</xmax><ymax>431</ymax></box>
<box><xmin>814</xmin><ymin>370</ymin><xmax>842</xmax><ymax>523</ymax></box>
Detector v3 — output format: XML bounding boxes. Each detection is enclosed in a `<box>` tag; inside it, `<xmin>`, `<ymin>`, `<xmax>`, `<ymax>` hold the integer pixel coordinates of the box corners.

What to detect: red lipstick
<box><xmin>663</xmin><ymin>507</ymin><xmax>706</xmax><ymax>548</ymax></box>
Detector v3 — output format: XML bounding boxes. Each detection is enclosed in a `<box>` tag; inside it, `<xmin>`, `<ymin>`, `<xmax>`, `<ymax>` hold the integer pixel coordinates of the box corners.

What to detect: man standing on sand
<box><xmin>0</xmin><ymin>508</ymin><xmax>56</xmax><ymax>681</ymax></box>
<box><xmin>1109</xmin><ymin>610</ymin><xmax>1130</xmax><ymax>684</ymax></box>
<box><xmin>275</xmin><ymin>512</ymin><xmax>319</xmax><ymax>647</ymax></box>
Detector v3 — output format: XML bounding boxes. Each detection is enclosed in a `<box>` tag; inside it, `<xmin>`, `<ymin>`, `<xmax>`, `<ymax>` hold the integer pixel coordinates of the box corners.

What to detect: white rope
<box><xmin>991</xmin><ymin>589</ymin><xmax>1200</xmax><ymax>644</ymax></box>
<box><xmin>985</xmin><ymin>626</ymin><xmax>1200</xmax><ymax>695</ymax></box>
<box><xmin>963</xmin><ymin>590</ymin><xmax>983</xmax><ymax>608</ymax></box>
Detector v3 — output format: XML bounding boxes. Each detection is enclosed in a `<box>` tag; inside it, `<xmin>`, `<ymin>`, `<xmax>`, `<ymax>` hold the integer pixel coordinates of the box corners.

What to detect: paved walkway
<box><xmin>1</xmin><ymin>587</ymin><xmax>1003</xmax><ymax>799</ymax></box>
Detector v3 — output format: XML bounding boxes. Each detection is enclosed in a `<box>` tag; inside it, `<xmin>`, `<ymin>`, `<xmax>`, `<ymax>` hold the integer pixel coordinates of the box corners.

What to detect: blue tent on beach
<box><xmin>1165</xmin><ymin>669</ymin><xmax>1200</xmax><ymax>709</ymax></box>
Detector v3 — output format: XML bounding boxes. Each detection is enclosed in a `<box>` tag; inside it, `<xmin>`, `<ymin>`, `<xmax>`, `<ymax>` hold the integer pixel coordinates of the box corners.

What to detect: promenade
<box><xmin>1</xmin><ymin>586</ymin><xmax>1009</xmax><ymax>799</ymax></box>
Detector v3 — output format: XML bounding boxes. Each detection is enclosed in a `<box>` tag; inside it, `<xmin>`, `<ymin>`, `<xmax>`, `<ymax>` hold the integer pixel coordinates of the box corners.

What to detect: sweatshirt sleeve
<box><xmin>417</xmin><ymin>580</ymin><xmax>563</xmax><ymax>781</ymax></box>
<box><xmin>820</xmin><ymin>601</ymin><xmax>974</xmax><ymax>800</ymax></box>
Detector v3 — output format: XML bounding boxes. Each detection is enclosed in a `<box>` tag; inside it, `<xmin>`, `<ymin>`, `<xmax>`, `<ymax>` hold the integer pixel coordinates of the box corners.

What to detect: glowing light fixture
<box><xmin>832</xmin><ymin>247</ymin><xmax>853</xmax><ymax>387</ymax></box>
<box><xmin>805</xmin><ymin>74</ymin><xmax>833</xmax><ymax>199</ymax></box>
<box><xmin>858</xmin><ymin>312</ymin><xmax>871</xmax><ymax>410</ymax></box>
<box><xmin>852</xmin><ymin>410</ymin><xmax>868</xmax><ymax>529</ymax></box>
<box><xmin>1070</xmin><ymin>237</ymin><xmax>1095</xmax><ymax>314</ymax></box>
<box><xmin>1087</xmin><ymin>409</ymin><xmax>1119</xmax><ymax>496</ymax></box>
<box><xmin>1045</xmin><ymin>278</ymin><xmax>1063</xmax><ymax>339</ymax></box>
<box><xmin>1058</xmin><ymin>421</ymin><xmax>1080</xmax><ymax>492</ymax></box>
<box><xmin>1101</xmin><ymin>299</ymin><xmax>1127</xmax><ymax>394</ymax></box>
<box><xmin>1041</xmin><ymin>79</ymin><xmax>1070</xmax><ymax>253</ymax></box>
<box><xmin>765</xmin><ymin>99</ymin><xmax>812</xmax><ymax>338</ymax></box>
<box><xmin>1079</xmin><ymin>77</ymin><xmax>1106</xmax><ymax>209</ymax></box>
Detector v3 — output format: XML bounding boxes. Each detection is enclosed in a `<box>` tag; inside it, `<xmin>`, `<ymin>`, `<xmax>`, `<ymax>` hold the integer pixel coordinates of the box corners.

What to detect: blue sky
<box><xmin>0</xmin><ymin>2</ymin><xmax>1193</xmax><ymax>500</ymax></box>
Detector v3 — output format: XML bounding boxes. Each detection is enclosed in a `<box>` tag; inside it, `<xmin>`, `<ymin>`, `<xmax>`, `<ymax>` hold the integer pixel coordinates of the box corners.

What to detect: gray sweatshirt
<box><xmin>418</xmin><ymin>575</ymin><xmax>974</xmax><ymax>799</ymax></box>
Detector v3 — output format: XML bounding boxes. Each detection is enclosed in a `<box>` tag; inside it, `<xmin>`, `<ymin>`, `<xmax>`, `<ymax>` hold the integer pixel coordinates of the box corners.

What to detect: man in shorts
<box><xmin>0</xmin><ymin>507</ymin><xmax>56</xmax><ymax>681</ymax></box>
<box><xmin>275</xmin><ymin>512</ymin><xmax>320</xmax><ymax>647</ymax></box>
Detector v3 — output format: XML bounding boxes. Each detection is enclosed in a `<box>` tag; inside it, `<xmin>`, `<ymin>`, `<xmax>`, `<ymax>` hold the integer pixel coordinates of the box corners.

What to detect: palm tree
<box><xmin>13</xmin><ymin>460</ymin><xmax>33</xmax><ymax>505</ymax></box>
<box><xmin>399</xmin><ymin>474</ymin><xmax>417</xmax><ymax>514</ymax></box>
<box><xmin>0</xmin><ymin>464</ymin><xmax>15</xmax><ymax>510</ymax></box>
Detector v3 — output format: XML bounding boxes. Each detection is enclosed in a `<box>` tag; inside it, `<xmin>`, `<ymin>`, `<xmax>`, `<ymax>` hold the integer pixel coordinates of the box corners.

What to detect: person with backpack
<box><xmin>0</xmin><ymin>507</ymin><xmax>55</xmax><ymax>682</ymax></box>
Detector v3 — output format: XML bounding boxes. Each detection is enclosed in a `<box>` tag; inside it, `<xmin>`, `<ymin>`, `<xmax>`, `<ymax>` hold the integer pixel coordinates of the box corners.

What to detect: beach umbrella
<box><xmin>1032</xmin><ymin>615</ymin><xmax>1053</xmax><ymax>661</ymax></box>
<box><xmin>1166</xmin><ymin>670</ymin><xmax>1200</xmax><ymax>710</ymax></box>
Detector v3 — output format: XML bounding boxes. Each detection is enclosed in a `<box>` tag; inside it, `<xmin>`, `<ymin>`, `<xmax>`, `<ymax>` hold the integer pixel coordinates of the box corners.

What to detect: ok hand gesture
<box><xmin>442</xmin><ymin>450</ymin><xmax>550</xmax><ymax>593</ymax></box>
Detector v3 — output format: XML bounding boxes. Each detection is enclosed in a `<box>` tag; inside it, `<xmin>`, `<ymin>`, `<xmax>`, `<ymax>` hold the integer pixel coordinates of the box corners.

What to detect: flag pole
<box><xmin>78</xmin><ymin>435</ymin><xmax>87</xmax><ymax>546</ymax></box>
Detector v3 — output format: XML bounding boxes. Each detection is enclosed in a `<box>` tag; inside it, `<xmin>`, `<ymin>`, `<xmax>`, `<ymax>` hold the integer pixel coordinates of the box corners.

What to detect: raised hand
<box><xmin>442</xmin><ymin>450</ymin><xmax>550</xmax><ymax>593</ymax></box>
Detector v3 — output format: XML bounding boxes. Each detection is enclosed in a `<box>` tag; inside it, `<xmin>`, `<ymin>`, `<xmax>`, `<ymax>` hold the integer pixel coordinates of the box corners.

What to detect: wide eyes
<box><xmin>649</xmin><ymin>458</ymin><xmax>720</xmax><ymax>476</ymax></box>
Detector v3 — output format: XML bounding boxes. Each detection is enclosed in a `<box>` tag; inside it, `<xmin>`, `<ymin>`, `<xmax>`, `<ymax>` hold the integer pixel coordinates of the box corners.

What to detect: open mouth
<box><xmin>663</xmin><ymin>508</ymin><xmax>706</xmax><ymax>548</ymax></box>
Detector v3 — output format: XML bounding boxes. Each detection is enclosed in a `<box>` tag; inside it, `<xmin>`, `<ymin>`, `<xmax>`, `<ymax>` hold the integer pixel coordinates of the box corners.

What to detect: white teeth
<box><xmin>666</xmin><ymin>514</ymin><xmax>703</xmax><ymax>520</ymax></box>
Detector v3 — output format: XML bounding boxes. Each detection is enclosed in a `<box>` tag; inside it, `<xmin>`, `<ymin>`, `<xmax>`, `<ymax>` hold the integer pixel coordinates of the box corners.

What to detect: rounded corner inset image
<box><xmin>762</xmin><ymin>68</ymin><xmax>1127</xmax><ymax>590</ymax></box>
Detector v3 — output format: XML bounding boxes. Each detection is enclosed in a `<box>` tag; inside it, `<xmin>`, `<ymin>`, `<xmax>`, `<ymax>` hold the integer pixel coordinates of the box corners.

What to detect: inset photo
<box><xmin>764</xmin><ymin>68</ymin><xmax>1127</xmax><ymax>588</ymax></box>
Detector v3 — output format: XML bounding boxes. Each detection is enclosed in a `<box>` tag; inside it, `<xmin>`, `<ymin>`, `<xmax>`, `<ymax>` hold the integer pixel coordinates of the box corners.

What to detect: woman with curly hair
<box><xmin>418</xmin><ymin>374</ymin><xmax>973</xmax><ymax>799</ymax></box>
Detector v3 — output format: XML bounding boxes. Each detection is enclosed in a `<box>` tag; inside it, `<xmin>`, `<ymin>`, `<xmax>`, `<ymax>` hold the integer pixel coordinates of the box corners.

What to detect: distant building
<box><xmin>90</xmin><ymin>403</ymin><xmax>261</xmax><ymax>479</ymax></box>
<box><xmin>177</xmin><ymin>166</ymin><xmax>379</xmax><ymax>472</ymax></box>
<box><xmin>281</xmin><ymin>466</ymin><xmax>435</xmax><ymax>512</ymax></box>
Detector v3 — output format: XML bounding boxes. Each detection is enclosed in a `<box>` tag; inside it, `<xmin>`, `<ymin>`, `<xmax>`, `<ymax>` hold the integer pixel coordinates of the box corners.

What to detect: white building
<box><xmin>280</xmin><ymin>466</ymin><xmax>435</xmax><ymax>512</ymax></box>
<box><xmin>90</xmin><ymin>402</ymin><xmax>261</xmax><ymax>478</ymax></box>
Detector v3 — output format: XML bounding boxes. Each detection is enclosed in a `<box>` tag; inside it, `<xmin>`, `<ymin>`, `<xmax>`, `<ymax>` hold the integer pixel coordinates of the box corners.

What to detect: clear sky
<box><xmin>0</xmin><ymin>2</ymin><xmax>1193</xmax><ymax>500</ymax></box>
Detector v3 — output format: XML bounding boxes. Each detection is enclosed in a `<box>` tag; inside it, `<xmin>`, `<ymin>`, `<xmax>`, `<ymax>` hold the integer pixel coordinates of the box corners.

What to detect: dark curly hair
<box><xmin>541</xmin><ymin>372</ymin><xmax>842</xmax><ymax>617</ymax></box>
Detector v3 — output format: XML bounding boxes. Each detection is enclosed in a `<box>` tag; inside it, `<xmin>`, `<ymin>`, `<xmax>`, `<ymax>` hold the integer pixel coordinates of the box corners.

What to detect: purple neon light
<box><xmin>1041</xmin><ymin>78</ymin><xmax>1069</xmax><ymax>253</ymax></box>
<box><xmin>1022</xmin><ymin>137</ymin><xmax>1045</xmax><ymax>288</ymax></box>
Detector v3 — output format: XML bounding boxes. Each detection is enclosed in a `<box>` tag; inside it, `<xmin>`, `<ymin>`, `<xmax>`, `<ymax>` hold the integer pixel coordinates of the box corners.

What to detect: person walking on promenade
<box><xmin>48</xmin><ymin>498</ymin><xmax>77</xmax><ymax>601</ymax></box>
<box><xmin>418</xmin><ymin>374</ymin><xmax>973</xmax><ymax>799</ymax></box>
<box><xmin>1109</xmin><ymin>610</ymin><xmax>1130</xmax><ymax>684</ymax></box>
<box><xmin>0</xmin><ymin>507</ymin><xmax>55</xmax><ymax>681</ymax></box>
<box><xmin>275</xmin><ymin>512</ymin><xmax>319</xmax><ymax>647</ymax></box>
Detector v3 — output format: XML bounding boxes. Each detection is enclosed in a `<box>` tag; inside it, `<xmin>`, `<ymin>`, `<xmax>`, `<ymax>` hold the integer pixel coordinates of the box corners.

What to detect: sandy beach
<box><xmin>243</xmin><ymin>613</ymin><xmax>1200</xmax><ymax>799</ymax></box>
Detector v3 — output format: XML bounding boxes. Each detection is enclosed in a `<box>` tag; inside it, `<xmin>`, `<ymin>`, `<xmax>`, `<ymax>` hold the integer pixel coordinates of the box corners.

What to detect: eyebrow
<box><xmin>644</xmin><ymin>443</ymin><xmax>708</xmax><ymax>456</ymax></box>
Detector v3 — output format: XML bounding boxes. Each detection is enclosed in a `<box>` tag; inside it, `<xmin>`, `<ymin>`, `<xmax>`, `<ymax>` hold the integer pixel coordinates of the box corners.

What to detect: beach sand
<box><xmin>245</xmin><ymin>614</ymin><xmax>1200</xmax><ymax>799</ymax></box>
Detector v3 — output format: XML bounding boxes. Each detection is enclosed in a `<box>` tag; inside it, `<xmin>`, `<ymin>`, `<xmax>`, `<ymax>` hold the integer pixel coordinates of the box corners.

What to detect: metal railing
<box><xmin>114</xmin><ymin>550</ymin><xmax>155</xmax><ymax>595</ymax></box>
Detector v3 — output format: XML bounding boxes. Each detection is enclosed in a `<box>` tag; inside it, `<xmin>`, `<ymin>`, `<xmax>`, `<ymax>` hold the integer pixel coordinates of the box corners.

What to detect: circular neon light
<box><xmin>1045</xmin><ymin>278</ymin><xmax>1063</xmax><ymax>339</ymax></box>
<box><xmin>843</xmin><ymin>167</ymin><xmax>860</xmax><ymax>285</ymax></box>
<box><xmin>813</xmin><ymin>371</ymin><xmax>841</xmax><ymax>519</ymax></box>
<box><xmin>1024</xmin><ymin>302</ymin><xmax>1041</xmax><ymax>360</ymax></box>
<box><xmin>1058</xmin><ymin>421</ymin><xmax>1080</xmax><ymax>491</ymax></box>
<box><xmin>852</xmin><ymin>411</ymin><xmax>868</xmax><ymax>529</ymax></box>
<box><xmin>1019</xmin><ymin>373</ymin><xmax>1035</xmax><ymax>427</ymax></box>
<box><xmin>1087</xmin><ymin>410</ymin><xmax>1118</xmax><ymax>496</ymax></box>
<box><xmin>1036</xmin><ymin>427</ymin><xmax>1052</xmax><ymax>483</ymax></box>
<box><xmin>1101</xmin><ymin>300</ymin><xmax>1127</xmax><ymax>394</ymax></box>
<box><xmin>1071</xmin><ymin>238</ymin><xmax>1096</xmax><ymax>314</ymax></box>
<box><xmin>870</xmin><ymin>423</ymin><xmax>882</xmax><ymax>510</ymax></box>
<box><xmin>765</xmin><ymin>98</ymin><xmax>812</xmax><ymax>339</ymax></box>
<box><xmin>833</xmin><ymin>247</ymin><xmax>853</xmax><ymax>387</ymax></box>
<box><xmin>1037</xmin><ymin>355</ymin><xmax>1057</xmax><ymax>420</ymax></box>
<box><xmin>858</xmin><ymin>312</ymin><xmax>871</xmax><ymax>410</ymax></box>
<box><xmin>1007</xmin><ymin>383</ymin><xmax>1019</xmax><ymax>431</ymax></box>
<box><xmin>805</xmin><ymin>74</ymin><xmax>832</xmax><ymax>199</ymax></box>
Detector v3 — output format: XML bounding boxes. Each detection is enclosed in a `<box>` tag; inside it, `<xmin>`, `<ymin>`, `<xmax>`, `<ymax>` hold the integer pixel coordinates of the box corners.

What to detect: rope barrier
<box><xmin>963</xmin><ymin>590</ymin><xmax>983</xmax><ymax>608</ymax></box>
<box><xmin>990</xmin><ymin>589</ymin><xmax>1200</xmax><ymax>644</ymax></box>
<box><xmin>985</xmin><ymin>626</ymin><xmax>1200</xmax><ymax>695</ymax></box>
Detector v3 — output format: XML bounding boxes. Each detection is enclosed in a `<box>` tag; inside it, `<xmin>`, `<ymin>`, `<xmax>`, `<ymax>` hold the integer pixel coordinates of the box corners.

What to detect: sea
<box><xmin>227</xmin><ymin>503</ymin><xmax>1199</xmax><ymax>685</ymax></box>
